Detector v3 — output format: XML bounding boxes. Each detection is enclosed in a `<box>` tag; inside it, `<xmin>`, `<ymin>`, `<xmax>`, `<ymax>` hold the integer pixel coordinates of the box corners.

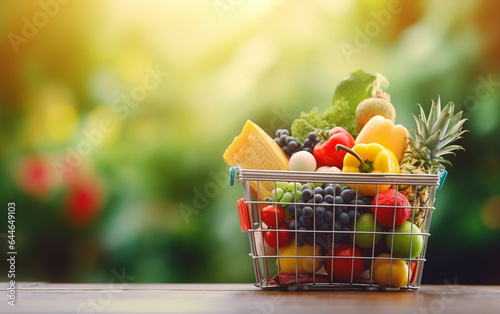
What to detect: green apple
<box><xmin>352</xmin><ymin>213</ymin><xmax>384</xmax><ymax>249</ymax></box>
<box><xmin>386</xmin><ymin>221</ymin><xmax>423</xmax><ymax>259</ymax></box>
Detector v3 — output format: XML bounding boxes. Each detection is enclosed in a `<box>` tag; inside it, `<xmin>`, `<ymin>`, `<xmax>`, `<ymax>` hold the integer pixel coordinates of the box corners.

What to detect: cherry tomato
<box><xmin>261</xmin><ymin>205</ymin><xmax>285</xmax><ymax>228</ymax></box>
<box><xmin>324</xmin><ymin>243</ymin><xmax>364</xmax><ymax>282</ymax></box>
<box><xmin>264</xmin><ymin>224</ymin><xmax>292</xmax><ymax>249</ymax></box>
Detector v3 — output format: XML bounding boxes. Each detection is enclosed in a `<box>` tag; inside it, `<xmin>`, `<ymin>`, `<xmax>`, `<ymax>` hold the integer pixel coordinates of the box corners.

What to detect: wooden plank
<box><xmin>1</xmin><ymin>284</ymin><xmax>500</xmax><ymax>314</ymax></box>
<box><xmin>12</xmin><ymin>282</ymin><xmax>260</xmax><ymax>291</ymax></box>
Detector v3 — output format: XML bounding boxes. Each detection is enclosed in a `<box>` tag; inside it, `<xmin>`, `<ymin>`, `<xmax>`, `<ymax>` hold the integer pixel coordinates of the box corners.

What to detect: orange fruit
<box><xmin>279</xmin><ymin>242</ymin><xmax>323</xmax><ymax>274</ymax></box>
<box><xmin>355</xmin><ymin>97</ymin><xmax>396</xmax><ymax>130</ymax></box>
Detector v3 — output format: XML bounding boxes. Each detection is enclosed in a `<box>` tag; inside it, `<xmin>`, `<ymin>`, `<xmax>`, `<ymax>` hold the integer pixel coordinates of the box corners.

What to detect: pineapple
<box><xmin>399</xmin><ymin>97</ymin><xmax>467</xmax><ymax>227</ymax></box>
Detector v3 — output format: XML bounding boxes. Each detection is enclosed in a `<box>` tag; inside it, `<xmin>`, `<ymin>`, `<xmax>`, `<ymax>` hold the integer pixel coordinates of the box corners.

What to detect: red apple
<box><xmin>324</xmin><ymin>243</ymin><xmax>364</xmax><ymax>282</ymax></box>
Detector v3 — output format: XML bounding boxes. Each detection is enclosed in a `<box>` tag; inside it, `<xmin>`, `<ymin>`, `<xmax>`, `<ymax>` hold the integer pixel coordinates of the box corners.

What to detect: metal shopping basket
<box><xmin>229</xmin><ymin>167</ymin><xmax>446</xmax><ymax>290</ymax></box>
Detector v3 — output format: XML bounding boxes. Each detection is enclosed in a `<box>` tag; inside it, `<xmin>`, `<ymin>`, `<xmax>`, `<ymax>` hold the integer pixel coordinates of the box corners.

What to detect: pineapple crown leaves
<box><xmin>405</xmin><ymin>96</ymin><xmax>468</xmax><ymax>171</ymax></box>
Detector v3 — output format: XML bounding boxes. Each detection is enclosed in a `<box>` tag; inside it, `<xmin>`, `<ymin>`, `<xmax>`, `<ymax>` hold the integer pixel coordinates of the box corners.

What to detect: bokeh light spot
<box><xmin>23</xmin><ymin>84</ymin><xmax>80</xmax><ymax>146</ymax></box>
<box><xmin>84</xmin><ymin>105</ymin><xmax>122</xmax><ymax>145</ymax></box>
<box><xmin>64</xmin><ymin>177</ymin><xmax>104</xmax><ymax>228</ymax></box>
<box><xmin>481</xmin><ymin>195</ymin><xmax>500</xmax><ymax>230</ymax></box>
<box><xmin>42</xmin><ymin>102</ymin><xmax>79</xmax><ymax>143</ymax></box>
<box><xmin>13</xmin><ymin>155</ymin><xmax>57</xmax><ymax>199</ymax></box>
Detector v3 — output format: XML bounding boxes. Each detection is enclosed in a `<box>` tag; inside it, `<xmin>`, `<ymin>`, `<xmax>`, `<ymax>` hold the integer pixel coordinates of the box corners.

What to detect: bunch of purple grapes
<box><xmin>287</xmin><ymin>183</ymin><xmax>372</xmax><ymax>251</ymax></box>
<box><xmin>274</xmin><ymin>129</ymin><xmax>319</xmax><ymax>156</ymax></box>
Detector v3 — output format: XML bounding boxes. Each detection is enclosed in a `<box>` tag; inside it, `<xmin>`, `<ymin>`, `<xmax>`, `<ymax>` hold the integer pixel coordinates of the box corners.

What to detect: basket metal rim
<box><xmin>237</xmin><ymin>168</ymin><xmax>440</xmax><ymax>186</ymax></box>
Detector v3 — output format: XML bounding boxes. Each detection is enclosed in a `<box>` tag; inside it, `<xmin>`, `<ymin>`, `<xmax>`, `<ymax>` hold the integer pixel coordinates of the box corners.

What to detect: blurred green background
<box><xmin>1</xmin><ymin>0</ymin><xmax>499</xmax><ymax>285</ymax></box>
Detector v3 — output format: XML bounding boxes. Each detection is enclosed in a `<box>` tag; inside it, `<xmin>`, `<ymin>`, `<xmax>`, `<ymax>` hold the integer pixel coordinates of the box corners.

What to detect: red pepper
<box><xmin>313</xmin><ymin>127</ymin><xmax>355</xmax><ymax>168</ymax></box>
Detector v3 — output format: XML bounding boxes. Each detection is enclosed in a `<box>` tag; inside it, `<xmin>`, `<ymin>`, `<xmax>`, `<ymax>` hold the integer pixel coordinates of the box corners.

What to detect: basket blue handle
<box><xmin>437</xmin><ymin>170</ymin><xmax>447</xmax><ymax>190</ymax></box>
<box><xmin>229</xmin><ymin>166</ymin><xmax>240</xmax><ymax>187</ymax></box>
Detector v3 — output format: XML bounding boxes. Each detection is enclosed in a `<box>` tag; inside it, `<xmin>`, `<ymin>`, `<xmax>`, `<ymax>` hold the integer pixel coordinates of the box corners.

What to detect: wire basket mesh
<box><xmin>230</xmin><ymin>167</ymin><xmax>443</xmax><ymax>291</ymax></box>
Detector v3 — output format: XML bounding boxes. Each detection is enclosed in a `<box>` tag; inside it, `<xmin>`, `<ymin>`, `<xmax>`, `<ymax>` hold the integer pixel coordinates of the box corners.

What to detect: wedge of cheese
<box><xmin>224</xmin><ymin>120</ymin><xmax>289</xmax><ymax>199</ymax></box>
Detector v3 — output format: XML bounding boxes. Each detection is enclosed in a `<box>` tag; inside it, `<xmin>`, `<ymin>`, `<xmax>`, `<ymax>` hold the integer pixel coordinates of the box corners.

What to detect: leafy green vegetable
<box><xmin>291</xmin><ymin>99</ymin><xmax>359</xmax><ymax>141</ymax></box>
<box><xmin>322</xmin><ymin>98</ymin><xmax>359</xmax><ymax>137</ymax></box>
<box><xmin>290</xmin><ymin>108</ymin><xmax>329</xmax><ymax>142</ymax></box>
<box><xmin>291</xmin><ymin>70</ymin><xmax>389</xmax><ymax>141</ymax></box>
<box><xmin>332</xmin><ymin>70</ymin><xmax>389</xmax><ymax>113</ymax></box>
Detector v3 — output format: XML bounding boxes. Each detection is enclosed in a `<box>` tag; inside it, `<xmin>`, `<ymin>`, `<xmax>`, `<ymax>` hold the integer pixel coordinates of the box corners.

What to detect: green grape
<box><xmin>277</xmin><ymin>182</ymin><xmax>289</xmax><ymax>190</ymax></box>
<box><xmin>307</xmin><ymin>182</ymin><xmax>323</xmax><ymax>188</ymax></box>
<box><xmin>281</xmin><ymin>191</ymin><xmax>293</xmax><ymax>203</ymax></box>
<box><xmin>294</xmin><ymin>190</ymin><xmax>302</xmax><ymax>201</ymax></box>
<box><xmin>272</xmin><ymin>188</ymin><xmax>284</xmax><ymax>202</ymax></box>
<box><xmin>287</xmin><ymin>182</ymin><xmax>302</xmax><ymax>192</ymax></box>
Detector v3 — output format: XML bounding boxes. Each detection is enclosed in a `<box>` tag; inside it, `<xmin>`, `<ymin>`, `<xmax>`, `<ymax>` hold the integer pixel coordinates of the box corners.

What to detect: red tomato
<box><xmin>261</xmin><ymin>205</ymin><xmax>285</xmax><ymax>228</ymax></box>
<box><xmin>264</xmin><ymin>224</ymin><xmax>292</xmax><ymax>249</ymax></box>
<box><xmin>324</xmin><ymin>243</ymin><xmax>364</xmax><ymax>282</ymax></box>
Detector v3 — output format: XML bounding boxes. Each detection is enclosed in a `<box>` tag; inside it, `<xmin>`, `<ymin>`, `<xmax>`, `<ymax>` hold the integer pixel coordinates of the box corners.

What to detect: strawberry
<box><xmin>371</xmin><ymin>189</ymin><xmax>411</xmax><ymax>227</ymax></box>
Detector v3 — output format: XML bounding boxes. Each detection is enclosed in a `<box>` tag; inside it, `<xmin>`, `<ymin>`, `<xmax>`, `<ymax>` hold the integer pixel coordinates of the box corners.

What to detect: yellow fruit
<box><xmin>279</xmin><ymin>242</ymin><xmax>323</xmax><ymax>274</ymax></box>
<box><xmin>355</xmin><ymin>95</ymin><xmax>396</xmax><ymax>130</ymax></box>
<box><xmin>354</xmin><ymin>115</ymin><xmax>409</xmax><ymax>163</ymax></box>
<box><xmin>372</xmin><ymin>253</ymin><xmax>409</xmax><ymax>288</ymax></box>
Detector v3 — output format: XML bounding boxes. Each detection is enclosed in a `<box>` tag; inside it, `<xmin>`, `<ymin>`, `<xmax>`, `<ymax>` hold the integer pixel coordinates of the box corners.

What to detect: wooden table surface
<box><xmin>2</xmin><ymin>283</ymin><xmax>500</xmax><ymax>314</ymax></box>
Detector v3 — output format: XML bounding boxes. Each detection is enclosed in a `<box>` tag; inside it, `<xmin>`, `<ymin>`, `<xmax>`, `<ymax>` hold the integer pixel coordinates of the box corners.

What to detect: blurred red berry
<box><xmin>64</xmin><ymin>178</ymin><xmax>103</xmax><ymax>227</ymax></box>
<box><xmin>14</xmin><ymin>155</ymin><xmax>56</xmax><ymax>198</ymax></box>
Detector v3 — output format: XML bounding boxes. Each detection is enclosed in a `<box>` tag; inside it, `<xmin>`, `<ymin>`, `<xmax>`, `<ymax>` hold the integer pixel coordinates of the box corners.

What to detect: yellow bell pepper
<box><xmin>355</xmin><ymin>115</ymin><xmax>410</xmax><ymax>163</ymax></box>
<box><xmin>372</xmin><ymin>253</ymin><xmax>409</xmax><ymax>288</ymax></box>
<box><xmin>341</xmin><ymin>143</ymin><xmax>400</xmax><ymax>196</ymax></box>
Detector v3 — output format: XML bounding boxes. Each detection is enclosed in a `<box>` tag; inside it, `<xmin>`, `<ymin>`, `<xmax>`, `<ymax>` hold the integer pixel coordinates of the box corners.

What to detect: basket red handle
<box><xmin>410</xmin><ymin>261</ymin><xmax>418</xmax><ymax>284</ymax></box>
<box><xmin>237</xmin><ymin>198</ymin><xmax>250</xmax><ymax>232</ymax></box>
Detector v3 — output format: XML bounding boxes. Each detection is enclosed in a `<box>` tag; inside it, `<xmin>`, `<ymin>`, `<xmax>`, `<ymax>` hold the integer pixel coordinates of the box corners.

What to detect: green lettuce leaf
<box><xmin>332</xmin><ymin>70</ymin><xmax>389</xmax><ymax>113</ymax></box>
<box><xmin>291</xmin><ymin>70</ymin><xmax>389</xmax><ymax>141</ymax></box>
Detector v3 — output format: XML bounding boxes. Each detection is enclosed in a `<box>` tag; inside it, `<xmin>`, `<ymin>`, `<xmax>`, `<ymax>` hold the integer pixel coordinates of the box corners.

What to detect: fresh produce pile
<box><xmin>223</xmin><ymin>70</ymin><xmax>467</xmax><ymax>288</ymax></box>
